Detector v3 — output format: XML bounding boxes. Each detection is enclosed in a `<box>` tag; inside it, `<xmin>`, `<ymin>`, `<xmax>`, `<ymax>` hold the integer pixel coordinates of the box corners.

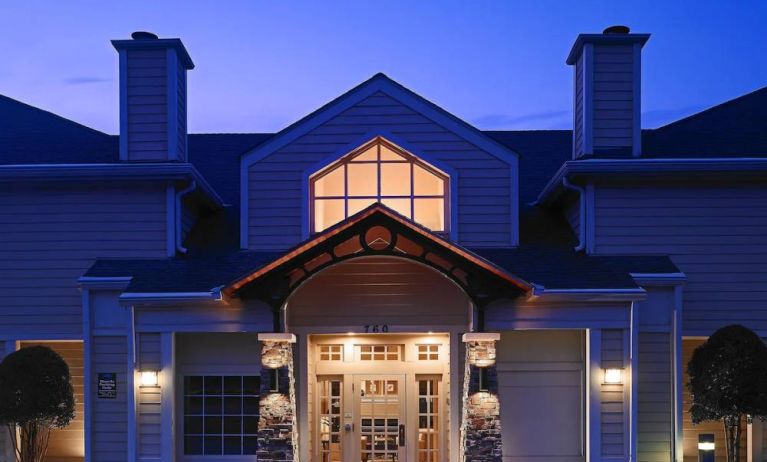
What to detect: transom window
<box><xmin>417</xmin><ymin>344</ymin><xmax>440</xmax><ymax>361</ymax></box>
<box><xmin>311</xmin><ymin>137</ymin><xmax>448</xmax><ymax>233</ymax></box>
<box><xmin>319</xmin><ymin>344</ymin><xmax>343</xmax><ymax>361</ymax></box>
<box><xmin>359</xmin><ymin>344</ymin><xmax>402</xmax><ymax>361</ymax></box>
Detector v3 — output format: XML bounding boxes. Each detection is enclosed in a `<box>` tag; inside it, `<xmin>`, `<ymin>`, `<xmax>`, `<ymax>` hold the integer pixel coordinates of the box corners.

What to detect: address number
<box><xmin>364</xmin><ymin>325</ymin><xmax>389</xmax><ymax>333</ymax></box>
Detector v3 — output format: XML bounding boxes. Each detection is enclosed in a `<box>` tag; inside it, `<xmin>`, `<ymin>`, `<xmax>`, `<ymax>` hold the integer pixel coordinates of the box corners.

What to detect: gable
<box><xmin>241</xmin><ymin>74</ymin><xmax>520</xmax><ymax>250</ymax></box>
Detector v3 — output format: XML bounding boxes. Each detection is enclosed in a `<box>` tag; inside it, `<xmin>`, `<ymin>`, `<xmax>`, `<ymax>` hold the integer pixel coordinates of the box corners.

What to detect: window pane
<box><xmin>347</xmin><ymin>163</ymin><xmax>377</xmax><ymax>196</ymax></box>
<box><xmin>381</xmin><ymin>198</ymin><xmax>411</xmax><ymax>218</ymax></box>
<box><xmin>353</xmin><ymin>145</ymin><xmax>377</xmax><ymax>161</ymax></box>
<box><xmin>314</xmin><ymin>166</ymin><xmax>345</xmax><ymax>197</ymax></box>
<box><xmin>381</xmin><ymin>163</ymin><xmax>411</xmax><ymax>196</ymax></box>
<box><xmin>414</xmin><ymin>198</ymin><xmax>445</xmax><ymax>231</ymax></box>
<box><xmin>380</xmin><ymin>144</ymin><xmax>405</xmax><ymax>161</ymax></box>
<box><xmin>348</xmin><ymin>198</ymin><xmax>377</xmax><ymax>216</ymax></box>
<box><xmin>315</xmin><ymin>199</ymin><xmax>345</xmax><ymax>232</ymax></box>
<box><xmin>414</xmin><ymin>165</ymin><xmax>444</xmax><ymax>196</ymax></box>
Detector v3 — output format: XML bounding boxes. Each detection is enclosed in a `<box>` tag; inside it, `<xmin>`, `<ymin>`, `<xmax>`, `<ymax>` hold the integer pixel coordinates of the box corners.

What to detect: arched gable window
<box><xmin>311</xmin><ymin>137</ymin><xmax>449</xmax><ymax>233</ymax></box>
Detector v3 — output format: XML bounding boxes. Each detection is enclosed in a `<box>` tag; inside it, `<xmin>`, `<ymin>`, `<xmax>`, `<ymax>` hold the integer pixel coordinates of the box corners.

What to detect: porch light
<box><xmin>603</xmin><ymin>368</ymin><xmax>623</xmax><ymax>384</ymax></box>
<box><xmin>139</xmin><ymin>370</ymin><xmax>159</xmax><ymax>387</ymax></box>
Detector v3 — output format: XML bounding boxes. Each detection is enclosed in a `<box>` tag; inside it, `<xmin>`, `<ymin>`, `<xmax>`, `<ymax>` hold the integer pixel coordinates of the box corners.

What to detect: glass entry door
<box><xmin>354</xmin><ymin>375</ymin><xmax>406</xmax><ymax>462</ymax></box>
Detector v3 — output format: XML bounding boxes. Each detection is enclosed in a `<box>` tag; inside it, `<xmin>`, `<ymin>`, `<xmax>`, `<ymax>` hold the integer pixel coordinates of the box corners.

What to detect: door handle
<box><xmin>398</xmin><ymin>424</ymin><xmax>405</xmax><ymax>447</ymax></box>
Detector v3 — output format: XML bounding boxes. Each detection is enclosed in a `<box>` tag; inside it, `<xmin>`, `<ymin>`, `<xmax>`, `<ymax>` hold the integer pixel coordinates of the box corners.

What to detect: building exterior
<box><xmin>0</xmin><ymin>27</ymin><xmax>766</xmax><ymax>462</ymax></box>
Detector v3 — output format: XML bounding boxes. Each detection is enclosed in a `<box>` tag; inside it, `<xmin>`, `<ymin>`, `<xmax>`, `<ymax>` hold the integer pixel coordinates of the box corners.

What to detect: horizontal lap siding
<box><xmin>637</xmin><ymin>332</ymin><xmax>673</xmax><ymax>462</ymax></box>
<box><xmin>248</xmin><ymin>92</ymin><xmax>512</xmax><ymax>250</ymax></box>
<box><xmin>176</xmin><ymin>58</ymin><xmax>187</xmax><ymax>161</ymax></box>
<box><xmin>91</xmin><ymin>336</ymin><xmax>129</xmax><ymax>462</ymax></box>
<box><xmin>138</xmin><ymin>333</ymin><xmax>161</xmax><ymax>460</ymax></box>
<box><xmin>0</xmin><ymin>184</ymin><xmax>168</xmax><ymax>337</ymax></box>
<box><xmin>601</xmin><ymin>329</ymin><xmax>626</xmax><ymax>458</ymax></box>
<box><xmin>126</xmin><ymin>49</ymin><xmax>168</xmax><ymax>161</ymax></box>
<box><xmin>594</xmin><ymin>185</ymin><xmax>767</xmax><ymax>334</ymax></box>
<box><xmin>574</xmin><ymin>52</ymin><xmax>585</xmax><ymax>158</ymax></box>
<box><xmin>592</xmin><ymin>45</ymin><xmax>635</xmax><ymax>153</ymax></box>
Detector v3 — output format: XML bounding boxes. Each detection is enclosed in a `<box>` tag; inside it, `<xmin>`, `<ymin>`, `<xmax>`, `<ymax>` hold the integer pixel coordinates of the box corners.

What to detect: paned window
<box><xmin>359</xmin><ymin>344</ymin><xmax>402</xmax><ymax>361</ymax></box>
<box><xmin>319</xmin><ymin>344</ymin><xmax>343</xmax><ymax>361</ymax></box>
<box><xmin>417</xmin><ymin>344</ymin><xmax>440</xmax><ymax>361</ymax></box>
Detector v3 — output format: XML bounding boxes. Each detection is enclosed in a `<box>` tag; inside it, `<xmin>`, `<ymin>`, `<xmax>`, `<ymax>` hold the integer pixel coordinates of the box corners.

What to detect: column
<box><xmin>461</xmin><ymin>333</ymin><xmax>502</xmax><ymax>462</ymax></box>
<box><xmin>257</xmin><ymin>333</ymin><xmax>298</xmax><ymax>462</ymax></box>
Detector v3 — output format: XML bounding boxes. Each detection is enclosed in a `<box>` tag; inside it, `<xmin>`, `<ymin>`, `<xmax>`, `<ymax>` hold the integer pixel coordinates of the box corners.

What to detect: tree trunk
<box><xmin>724</xmin><ymin>415</ymin><xmax>743</xmax><ymax>462</ymax></box>
<box><xmin>733</xmin><ymin>417</ymin><xmax>742</xmax><ymax>462</ymax></box>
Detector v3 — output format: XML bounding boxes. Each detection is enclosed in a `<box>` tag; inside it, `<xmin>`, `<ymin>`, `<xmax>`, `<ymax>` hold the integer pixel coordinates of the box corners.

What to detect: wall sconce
<box><xmin>139</xmin><ymin>370</ymin><xmax>159</xmax><ymax>387</ymax></box>
<box><xmin>603</xmin><ymin>368</ymin><xmax>623</xmax><ymax>384</ymax></box>
<box><xmin>698</xmin><ymin>433</ymin><xmax>715</xmax><ymax>462</ymax></box>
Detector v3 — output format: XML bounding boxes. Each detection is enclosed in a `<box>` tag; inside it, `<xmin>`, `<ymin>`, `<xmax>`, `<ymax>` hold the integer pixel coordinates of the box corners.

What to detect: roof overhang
<box><xmin>0</xmin><ymin>163</ymin><xmax>225</xmax><ymax>208</ymax></box>
<box><xmin>224</xmin><ymin>204</ymin><xmax>532</xmax><ymax>306</ymax></box>
<box><xmin>538</xmin><ymin>158</ymin><xmax>767</xmax><ymax>205</ymax></box>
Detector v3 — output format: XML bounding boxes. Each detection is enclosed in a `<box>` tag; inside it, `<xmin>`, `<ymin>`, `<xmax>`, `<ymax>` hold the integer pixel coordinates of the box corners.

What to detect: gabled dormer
<box><xmin>240</xmin><ymin>74</ymin><xmax>520</xmax><ymax>251</ymax></box>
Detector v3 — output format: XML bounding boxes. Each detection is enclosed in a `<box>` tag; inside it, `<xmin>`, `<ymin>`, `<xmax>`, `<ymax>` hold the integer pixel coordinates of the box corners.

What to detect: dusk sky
<box><xmin>0</xmin><ymin>1</ymin><xmax>765</xmax><ymax>134</ymax></box>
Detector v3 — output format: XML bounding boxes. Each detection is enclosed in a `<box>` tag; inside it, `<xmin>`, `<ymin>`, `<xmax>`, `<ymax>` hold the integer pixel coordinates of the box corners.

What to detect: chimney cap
<box><xmin>131</xmin><ymin>31</ymin><xmax>159</xmax><ymax>40</ymax></box>
<box><xmin>603</xmin><ymin>25</ymin><xmax>630</xmax><ymax>35</ymax></box>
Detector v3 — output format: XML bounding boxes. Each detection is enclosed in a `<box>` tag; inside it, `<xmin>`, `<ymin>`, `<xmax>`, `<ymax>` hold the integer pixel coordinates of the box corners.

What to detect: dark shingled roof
<box><xmin>85</xmin><ymin>246</ymin><xmax>678</xmax><ymax>293</ymax></box>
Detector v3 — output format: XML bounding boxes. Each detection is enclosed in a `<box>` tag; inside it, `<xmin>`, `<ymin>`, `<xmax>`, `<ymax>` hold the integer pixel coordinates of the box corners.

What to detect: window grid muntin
<box><xmin>310</xmin><ymin>138</ymin><xmax>449</xmax><ymax>233</ymax></box>
<box><xmin>319</xmin><ymin>344</ymin><xmax>343</xmax><ymax>361</ymax></box>
<box><xmin>358</xmin><ymin>344</ymin><xmax>402</xmax><ymax>361</ymax></box>
<box><xmin>183</xmin><ymin>375</ymin><xmax>260</xmax><ymax>456</ymax></box>
<box><xmin>417</xmin><ymin>344</ymin><xmax>440</xmax><ymax>361</ymax></box>
<box><xmin>360</xmin><ymin>378</ymin><xmax>401</xmax><ymax>461</ymax></box>
<box><xmin>417</xmin><ymin>378</ymin><xmax>440</xmax><ymax>462</ymax></box>
<box><xmin>318</xmin><ymin>378</ymin><xmax>343</xmax><ymax>462</ymax></box>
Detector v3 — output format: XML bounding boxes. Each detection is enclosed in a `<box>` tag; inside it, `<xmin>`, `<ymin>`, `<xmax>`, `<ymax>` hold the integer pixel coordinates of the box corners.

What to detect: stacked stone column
<box><xmin>461</xmin><ymin>333</ymin><xmax>503</xmax><ymax>462</ymax></box>
<box><xmin>257</xmin><ymin>333</ymin><xmax>298</xmax><ymax>462</ymax></box>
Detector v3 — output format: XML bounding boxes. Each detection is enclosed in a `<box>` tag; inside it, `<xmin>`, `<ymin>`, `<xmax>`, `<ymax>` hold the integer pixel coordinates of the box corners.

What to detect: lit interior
<box><xmin>603</xmin><ymin>368</ymin><xmax>623</xmax><ymax>384</ymax></box>
<box><xmin>312</xmin><ymin>137</ymin><xmax>448</xmax><ymax>232</ymax></box>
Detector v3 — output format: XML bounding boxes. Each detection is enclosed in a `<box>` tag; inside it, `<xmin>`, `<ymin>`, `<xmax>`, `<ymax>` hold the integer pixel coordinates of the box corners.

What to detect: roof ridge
<box><xmin>0</xmin><ymin>93</ymin><xmax>113</xmax><ymax>137</ymax></box>
<box><xmin>654</xmin><ymin>85</ymin><xmax>767</xmax><ymax>131</ymax></box>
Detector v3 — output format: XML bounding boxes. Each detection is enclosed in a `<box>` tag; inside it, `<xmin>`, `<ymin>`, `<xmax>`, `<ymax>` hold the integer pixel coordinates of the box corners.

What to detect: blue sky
<box><xmin>0</xmin><ymin>1</ymin><xmax>765</xmax><ymax>134</ymax></box>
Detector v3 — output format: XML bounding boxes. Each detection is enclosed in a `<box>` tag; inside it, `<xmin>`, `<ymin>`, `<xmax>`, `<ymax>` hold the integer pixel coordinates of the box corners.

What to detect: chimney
<box><xmin>567</xmin><ymin>26</ymin><xmax>649</xmax><ymax>158</ymax></box>
<box><xmin>112</xmin><ymin>32</ymin><xmax>194</xmax><ymax>162</ymax></box>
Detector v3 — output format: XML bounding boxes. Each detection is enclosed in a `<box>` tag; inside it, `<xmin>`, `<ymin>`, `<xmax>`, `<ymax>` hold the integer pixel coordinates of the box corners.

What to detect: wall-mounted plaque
<box><xmin>98</xmin><ymin>372</ymin><xmax>117</xmax><ymax>399</ymax></box>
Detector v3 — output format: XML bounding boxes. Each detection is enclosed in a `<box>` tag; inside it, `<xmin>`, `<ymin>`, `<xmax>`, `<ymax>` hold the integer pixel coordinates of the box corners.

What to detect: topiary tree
<box><xmin>687</xmin><ymin>325</ymin><xmax>767</xmax><ymax>462</ymax></box>
<box><xmin>0</xmin><ymin>346</ymin><xmax>75</xmax><ymax>462</ymax></box>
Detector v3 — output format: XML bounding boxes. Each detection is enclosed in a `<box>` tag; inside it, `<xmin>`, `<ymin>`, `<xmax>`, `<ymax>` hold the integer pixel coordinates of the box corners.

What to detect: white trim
<box><xmin>82</xmin><ymin>289</ymin><xmax>93</xmax><ymax>462</ymax></box>
<box><xmin>160</xmin><ymin>332</ymin><xmax>175</xmax><ymax>462</ymax></box>
<box><xmin>118</xmin><ymin>290</ymin><xmax>223</xmax><ymax>305</ymax></box>
<box><xmin>529</xmin><ymin>287</ymin><xmax>647</xmax><ymax>303</ymax></box>
<box><xmin>587</xmin><ymin>328</ymin><xmax>601</xmax><ymax>462</ymax></box>
<box><xmin>582</xmin><ymin>43</ymin><xmax>594</xmax><ymax>156</ymax></box>
<box><xmin>629</xmin><ymin>302</ymin><xmax>639</xmax><ymax>462</ymax></box>
<box><xmin>118</xmin><ymin>50</ymin><xmax>128</xmax><ymax>161</ymax></box>
<box><xmin>127</xmin><ymin>306</ymin><xmax>137</xmax><ymax>462</ymax></box>
<box><xmin>461</xmin><ymin>332</ymin><xmax>500</xmax><ymax>342</ymax></box>
<box><xmin>672</xmin><ymin>285</ymin><xmax>684</xmax><ymax>462</ymax></box>
<box><xmin>632</xmin><ymin>42</ymin><xmax>642</xmax><ymax>157</ymax></box>
<box><xmin>257</xmin><ymin>333</ymin><xmax>296</xmax><ymax>343</ymax></box>
<box><xmin>78</xmin><ymin>276</ymin><xmax>133</xmax><ymax>290</ymax></box>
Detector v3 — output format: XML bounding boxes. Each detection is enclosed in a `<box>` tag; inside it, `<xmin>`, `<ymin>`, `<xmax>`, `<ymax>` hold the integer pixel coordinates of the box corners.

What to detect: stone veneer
<box><xmin>258</xmin><ymin>340</ymin><xmax>299</xmax><ymax>462</ymax></box>
<box><xmin>461</xmin><ymin>339</ymin><xmax>503</xmax><ymax>462</ymax></box>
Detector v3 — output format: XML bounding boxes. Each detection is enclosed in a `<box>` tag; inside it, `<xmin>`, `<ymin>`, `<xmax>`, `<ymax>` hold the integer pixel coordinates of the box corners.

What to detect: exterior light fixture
<box><xmin>698</xmin><ymin>433</ymin><xmax>715</xmax><ymax>462</ymax></box>
<box><xmin>603</xmin><ymin>368</ymin><xmax>623</xmax><ymax>384</ymax></box>
<box><xmin>139</xmin><ymin>370</ymin><xmax>159</xmax><ymax>387</ymax></box>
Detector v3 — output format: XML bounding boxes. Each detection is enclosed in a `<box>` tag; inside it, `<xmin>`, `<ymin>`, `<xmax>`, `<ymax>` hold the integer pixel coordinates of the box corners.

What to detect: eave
<box><xmin>537</xmin><ymin>158</ymin><xmax>767</xmax><ymax>205</ymax></box>
<box><xmin>0</xmin><ymin>163</ymin><xmax>226</xmax><ymax>208</ymax></box>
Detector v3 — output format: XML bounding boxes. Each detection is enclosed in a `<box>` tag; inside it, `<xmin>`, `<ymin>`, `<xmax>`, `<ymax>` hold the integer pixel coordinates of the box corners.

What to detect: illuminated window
<box><xmin>311</xmin><ymin>137</ymin><xmax>448</xmax><ymax>233</ymax></box>
<box><xmin>318</xmin><ymin>378</ymin><xmax>343</xmax><ymax>462</ymax></box>
<box><xmin>417</xmin><ymin>378</ymin><xmax>441</xmax><ymax>462</ymax></box>
<box><xmin>319</xmin><ymin>345</ymin><xmax>343</xmax><ymax>361</ymax></box>
<box><xmin>359</xmin><ymin>344</ymin><xmax>402</xmax><ymax>361</ymax></box>
<box><xmin>417</xmin><ymin>344</ymin><xmax>440</xmax><ymax>361</ymax></box>
<box><xmin>182</xmin><ymin>375</ymin><xmax>260</xmax><ymax>455</ymax></box>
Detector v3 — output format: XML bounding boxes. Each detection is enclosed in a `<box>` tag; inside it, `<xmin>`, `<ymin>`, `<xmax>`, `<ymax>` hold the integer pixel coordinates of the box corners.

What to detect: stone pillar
<box><xmin>461</xmin><ymin>333</ymin><xmax>503</xmax><ymax>462</ymax></box>
<box><xmin>257</xmin><ymin>333</ymin><xmax>298</xmax><ymax>462</ymax></box>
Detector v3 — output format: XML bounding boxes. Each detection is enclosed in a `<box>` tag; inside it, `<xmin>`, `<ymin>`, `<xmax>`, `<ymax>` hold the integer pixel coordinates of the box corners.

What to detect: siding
<box><xmin>594</xmin><ymin>183</ymin><xmax>767</xmax><ymax>335</ymax></box>
<box><xmin>637</xmin><ymin>333</ymin><xmax>673</xmax><ymax>462</ymax></box>
<box><xmin>176</xmin><ymin>57</ymin><xmax>187</xmax><ymax>161</ymax></box>
<box><xmin>591</xmin><ymin>44</ymin><xmax>635</xmax><ymax>154</ymax></box>
<box><xmin>288</xmin><ymin>256</ymin><xmax>471</xmax><ymax>328</ymax></box>
<box><xmin>601</xmin><ymin>329</ymin><xmax>626</xmax><ymax>458</ymax></box>
<box><xmin>19</xmin><ymin>341</ymin><xmax>85</xmax><ymax>462</ymax></box>
<box><xmin>574</xmin><ymin>51</ymin><xmax>585</xmax><ymax>159</ymax></box>
<box><xmin>91</xmin><ymin>336</ymin><xmax>129</xmax><ymax>462</ymax></box>
<box><xmin>247</xmin><ymin>91</ymin><xmax>514</xmax><ymax>250</ymax></box>
<box><xmin>126</xmin><ymin>49</ymin><xmax>168</xmax><ymax>161</ymax></box>
<box><xmin>0</xmin><ymin>183</ymin><xmax>168</xmax><ymax>337</ymax></box>
<box><xmin>137</xmin><ymin>333</ymin><xmax>161</xmax><ymax>460</ymax></box>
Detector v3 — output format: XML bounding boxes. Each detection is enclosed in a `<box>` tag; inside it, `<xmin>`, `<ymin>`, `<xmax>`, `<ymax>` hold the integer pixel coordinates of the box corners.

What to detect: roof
<box><xmin>85</xmin><ymin>243</ymin><xmax>677</xmax><ymax>294</ymax></box>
